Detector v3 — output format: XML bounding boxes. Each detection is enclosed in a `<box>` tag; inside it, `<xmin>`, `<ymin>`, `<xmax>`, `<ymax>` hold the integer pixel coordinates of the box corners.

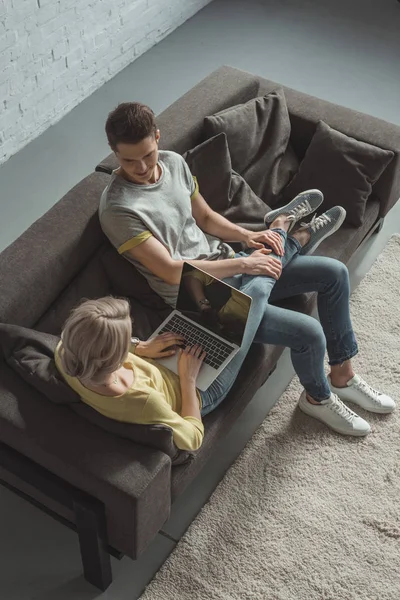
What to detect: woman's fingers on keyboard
<box><xmin>161</xmin><ymin>332</ymin><xmax>185</xmax><ymax>343</ymax></box>
<box><xmin>195</xmin><ymin>345</ymin><xmax>205</xmax><ymax>357</ymax></box>
<box><xmin>185</xmin><ymin>344</ymin><xmax>204</xmax><ymax>356</ymax></box>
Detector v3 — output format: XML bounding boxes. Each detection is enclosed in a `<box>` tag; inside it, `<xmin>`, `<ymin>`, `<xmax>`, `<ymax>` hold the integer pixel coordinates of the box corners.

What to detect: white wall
<box><xmin>0</xmin><ymin>0</ymin><xmax>212</xmax><ymax>165</ymax></box>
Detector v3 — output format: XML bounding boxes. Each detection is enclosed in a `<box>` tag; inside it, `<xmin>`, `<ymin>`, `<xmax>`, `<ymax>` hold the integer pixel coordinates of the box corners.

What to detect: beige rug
<box><xmin>141</xmin><ymin>235</ymin><xmax>400</xmax><ymax>600</ymax></box>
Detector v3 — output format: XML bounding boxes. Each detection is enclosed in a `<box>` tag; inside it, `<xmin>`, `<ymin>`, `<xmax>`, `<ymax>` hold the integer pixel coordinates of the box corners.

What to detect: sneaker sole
<box><xmin>341</xmin><ymin>399</ymin><xmax>395</xmax><ymax>414</ymax></box>
<box><xmin>298</xmin><ymin>400</ymin><xmax>370</xmax><ymax>436</ymax></box>
<box><xmin>264</xmin><ymin>189</ymin><xmax>324</xmax><ymax>224</ymax></box>
<box><xmin>300</xmin><ymin>207</ymin><xmax>346</xmax><ymax>255</ymax></box>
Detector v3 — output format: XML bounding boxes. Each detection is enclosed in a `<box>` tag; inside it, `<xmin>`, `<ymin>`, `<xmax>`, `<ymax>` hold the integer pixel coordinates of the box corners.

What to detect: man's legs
<box><xmin>266</xmin><ymin>254</ymin><xmax>358</xmax><ymax>397</ymax></box>
<box><xmin>255</xmin><ymin>254</ymin><xmax>394</xmax><ymax>431</ymax></box>
<box><xmin>200</xmin><ymin>224</ymin><xmax>301</xmax><ymax>416</ymax></box>
<box><xmin>201</xmin><ymin>206</ymin><xmax>349</xmax><ymax>416</ymax></box>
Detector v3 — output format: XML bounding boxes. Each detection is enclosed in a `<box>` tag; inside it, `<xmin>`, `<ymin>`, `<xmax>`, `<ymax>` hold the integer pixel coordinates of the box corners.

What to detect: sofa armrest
<box><xmin>0</xmin><ymin>361</ymin><xmax>171</xmax><ymax>559</ymax></box>
<box><xmin>258</xmin><ymin>75</ymin><xmax>400</xmax><ymax>219</ymax></box>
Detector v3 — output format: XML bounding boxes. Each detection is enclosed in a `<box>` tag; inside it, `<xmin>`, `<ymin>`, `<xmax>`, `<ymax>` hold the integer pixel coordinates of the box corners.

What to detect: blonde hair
<box><xmin>60</xmin><ymin>296</ymin><xmax>132</xmax><ymax>385</ymax></box>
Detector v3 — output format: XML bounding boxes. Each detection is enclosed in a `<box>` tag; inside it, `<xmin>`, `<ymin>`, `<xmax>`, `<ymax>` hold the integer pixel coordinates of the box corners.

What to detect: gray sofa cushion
<box><xmin>33</xmin><ymin>243</ymin><xmax>171</xmax><ymax>338</ymax></box>
<box><xmin>282</xmin><ymin>121</ymin><xmax>394</xmax><ymax>227</ymax></box>
<box><xmin>100</xmin><ymin>244</ymin><xmax>170</xmax><ymax>312</ymax></box>
<box><xmin>184</xmin><ymin>132</ymin><xmax>271</xmax><ymax>227</ymax></box>
<box><xmin>203</xmin><ymin>91</ymin><xmax>298</xmax><ymax>207</ymax></box>
<box><xmin>0</xmin><ymin>323</ymin><xmax>191</xmax><ymax>463</ymax></box>
<box><xmin>0</xmin><ymin>324</ymin><xmax>79</xmax><ymax>404</ymax></box>
<box><xmin>257</xmin><ymin>73</ymin><xmax>400</xmax><ymax>220</ymax></box>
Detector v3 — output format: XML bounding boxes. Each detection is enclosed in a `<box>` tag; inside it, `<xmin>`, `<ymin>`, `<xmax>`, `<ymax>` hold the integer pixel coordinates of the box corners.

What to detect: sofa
<box><xmin>0</xmin><ymin>65</ymin><xmax>399</xmax><ymax>591</ymax></box>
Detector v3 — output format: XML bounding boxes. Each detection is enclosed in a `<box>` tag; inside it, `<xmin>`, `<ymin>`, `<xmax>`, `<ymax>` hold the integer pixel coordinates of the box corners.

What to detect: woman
<box><xmin>55</xmin><ymin>296</ymin><xmax>207</xmax><ymax>451</ymax></box>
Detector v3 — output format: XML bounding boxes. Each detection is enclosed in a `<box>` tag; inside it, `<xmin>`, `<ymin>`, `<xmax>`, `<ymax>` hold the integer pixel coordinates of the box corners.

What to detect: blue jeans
<box><xmin>200</xmin><ymin>231</ymin><xmax>358</xmax><ymax>415</ymax></box>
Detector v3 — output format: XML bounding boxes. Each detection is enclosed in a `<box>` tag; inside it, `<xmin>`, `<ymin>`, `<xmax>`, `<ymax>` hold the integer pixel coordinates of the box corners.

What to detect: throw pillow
<box><xmin>203</xmin><ymin>90</ymin><xmax>299</xmax><ymax>206</ymax></box>
<box><xmin>184</xmin><ymin>132</ymin><xmax>271</xmax><ymax>230</ymax></box>
<box><xmin>0</xmin><ymin>323</ymin><xmax>192</xmax><ymax>463</ymax></box>
<box><xmin>281</xmin><ymin>120</ymin><xmax>394</xmax><ymax>227</ymax></box>
<box><xmin>0</xmin><ymin>323</ymin><xmax>79</xmax><ymax>404</ymax></box>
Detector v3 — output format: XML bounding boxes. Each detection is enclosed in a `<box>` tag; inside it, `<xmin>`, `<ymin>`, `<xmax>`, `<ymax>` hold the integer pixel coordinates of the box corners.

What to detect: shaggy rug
<box><xmin>141</xmin><ymin>235</ymin><xmax>400</xmax><ymax>600</ymax></box>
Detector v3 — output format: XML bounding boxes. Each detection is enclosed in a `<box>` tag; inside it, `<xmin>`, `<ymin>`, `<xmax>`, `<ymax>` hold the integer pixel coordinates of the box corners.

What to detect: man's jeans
<box><xmin>200</xmin><ymin>230</ymin><xmax>358</xmax><ymax>416</ymax></box>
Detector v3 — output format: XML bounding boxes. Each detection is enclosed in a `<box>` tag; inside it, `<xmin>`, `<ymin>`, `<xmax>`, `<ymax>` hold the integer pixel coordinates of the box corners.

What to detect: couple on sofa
<box><xmin>55</xmin><ymin>102</ymin><xmax>395</xmax><ymax>451</ymax></box>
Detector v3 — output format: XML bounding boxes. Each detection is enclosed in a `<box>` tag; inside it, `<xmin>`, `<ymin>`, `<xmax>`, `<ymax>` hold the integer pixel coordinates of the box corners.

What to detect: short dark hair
<box><xmin>105</xmin><ymin>102</ymin><xmax>156</xmax><ymax>150</ymax></box>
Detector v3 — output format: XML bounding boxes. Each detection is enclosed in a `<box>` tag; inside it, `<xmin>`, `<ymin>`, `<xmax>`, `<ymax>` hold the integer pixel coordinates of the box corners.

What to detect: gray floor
<box><xmin>1</xmin><ymin>0</ymin><xmax>400</xmax><ymax>598</ymax></box>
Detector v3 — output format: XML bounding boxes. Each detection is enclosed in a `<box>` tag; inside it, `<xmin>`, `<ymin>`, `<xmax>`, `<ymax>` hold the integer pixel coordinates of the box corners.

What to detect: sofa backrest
<box><xmin>0</xmin><ymin>172</ymin><xmax>110</xmax><ymax>329</ymax></box>
<box><xmin>95</xmin><ymin>65</ymin><xmax>400</xmax><ymax>223</ymax></box>
<box><xmin>4</xmin><ymin>65</ymin><xmax>398</xmax><ymax>332</ymax></box>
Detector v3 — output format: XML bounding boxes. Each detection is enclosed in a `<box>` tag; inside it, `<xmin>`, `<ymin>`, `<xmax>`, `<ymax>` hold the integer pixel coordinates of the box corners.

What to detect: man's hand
<box><xmin>136</xmin><ymin>332</ymin><xmax>185</xmax><ymax>358</ymax></box>
<box><xmin>243</xmin><ymin>248</ymin><xmax>282</xmax><ymax>279</ymax></box>
<box><xmin>244</xmin><ymin>230</ymin><xmax>285</xmax><ymax>256</ymax></box>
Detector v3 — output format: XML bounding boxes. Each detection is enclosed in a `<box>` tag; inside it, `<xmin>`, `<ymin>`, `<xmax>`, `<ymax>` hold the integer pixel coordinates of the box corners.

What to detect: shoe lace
<box><xmin>300</xmin><ymin>213</ymin><xmax>331</xmax><ymax>232</ymax></box>
<box><xmin>354</xmin><ymin>378</ymin><xmax>381</xmax><ymax>403</ymax></box>
<box><xmin>329</xmin><ymin>394</ymin><xmax>357</xmax><ymax>423</ymax></box>
<box><xmin>289</xmin><ymin>200</ymin><xmax>312</xmax><ymax>220</ymax></box>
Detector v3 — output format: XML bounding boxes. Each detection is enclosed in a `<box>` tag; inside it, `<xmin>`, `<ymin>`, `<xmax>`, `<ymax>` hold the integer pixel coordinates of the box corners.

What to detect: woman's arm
<box><xmin>180</xmin><ymin>377</ymin><xmax>201</xmax><ymax>421</ymax></box>
<box><xmin>178</xmin><ymin>345</ymin><xmax>206</xmax><ymax>422</ymax></box>
<box><xmin>138</xmin><ymin>390</ymin><xmax>204</xmax><ymax>451</ymax></box>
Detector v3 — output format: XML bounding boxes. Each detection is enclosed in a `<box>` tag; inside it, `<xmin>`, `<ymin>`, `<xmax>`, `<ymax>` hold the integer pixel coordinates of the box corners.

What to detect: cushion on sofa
<box><xmin>281</xmin><ymin>121</ymin><xmax>394</xmax><ymax>227</ymax></box>
<box><xmin>0</xmin><ymin>324</ymin><xmax>79</xmax><ymax>404</ymax></box>
<box><xmin>0</xmin><ymin>323</ymin><xmax>191</xmax><ymax>463</ymax></box>
<box><xmin>100</xmin><ymin>244</ymin><xmax>171</xmax><ymax>312</ymax></box>
<box><xmin>184</xmin><ymin>132</ymin><xmax>271</xmax><ymax>229</ymax></box>
<box><xmin>203</xmin><ymin>90</ymin><xmax>299</xmax><ymax>207</ymax></box>
<box><xmin>33</xmin><ymin>243</ymin><xmax>171</xmax><ymax>337</ymax></box>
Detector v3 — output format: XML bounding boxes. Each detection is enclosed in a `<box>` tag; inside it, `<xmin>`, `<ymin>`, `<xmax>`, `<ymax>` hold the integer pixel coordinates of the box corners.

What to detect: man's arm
<box><xmin>127</xmin><ymin>235</ymin><xmax>246</xmax><ymax>286</ymax></box>
<box><xmin>191</xmin><ymin>191</ymin><xmax>250</xmax><ymax>243</ymax></box>
<box><xmin>191</xmin><ymin>190</ymin><xmax>285</xmax><ymax>256</ymax></box>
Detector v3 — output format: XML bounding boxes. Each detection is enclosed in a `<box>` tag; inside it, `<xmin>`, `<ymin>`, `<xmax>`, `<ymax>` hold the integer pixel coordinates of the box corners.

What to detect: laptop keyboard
<box><xmin>159</xmin><ymin>314</ymin><xmax>234</xmax><ymax>369</ymax></box>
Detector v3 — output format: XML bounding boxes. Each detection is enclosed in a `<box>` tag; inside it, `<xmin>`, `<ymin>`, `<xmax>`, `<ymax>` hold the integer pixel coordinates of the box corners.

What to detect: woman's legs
<box><xmin>200</xmin><ymin>230</ymin><xmax>301</xmax><ymax>416</ymax></box>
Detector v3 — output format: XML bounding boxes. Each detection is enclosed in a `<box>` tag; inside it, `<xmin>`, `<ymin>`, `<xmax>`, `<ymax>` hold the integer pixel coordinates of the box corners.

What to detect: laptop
<box><xmin>149</xmin><ymin>262</ymin><xmax>252</xmax><ymax>391</ymax></box>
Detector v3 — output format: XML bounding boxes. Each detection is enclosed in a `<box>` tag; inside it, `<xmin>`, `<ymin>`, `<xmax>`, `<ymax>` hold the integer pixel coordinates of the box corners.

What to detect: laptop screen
<box><xmin>176</xmin><ymin>262</ymin><xmax>252</xmax><ymax>346</ymax></box>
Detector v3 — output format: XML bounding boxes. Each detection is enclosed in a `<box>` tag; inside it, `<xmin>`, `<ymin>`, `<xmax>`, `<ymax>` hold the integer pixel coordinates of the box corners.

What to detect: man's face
<box><xmin>115</xmin><ymin>131</ymin><xmax>160</xmax><ymax>184</ymax></box>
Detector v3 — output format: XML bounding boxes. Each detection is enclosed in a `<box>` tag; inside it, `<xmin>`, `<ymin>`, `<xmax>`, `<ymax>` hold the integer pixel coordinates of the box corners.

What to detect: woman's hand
<box><xmin>136</xmin><ymin>332</ymin><xmax>185</xmax><ymax>359</ymax></box>
<box><xmin>178</xmin><ymin>344</ymin><xmax>206</xmax><ymax>384</ymax></box>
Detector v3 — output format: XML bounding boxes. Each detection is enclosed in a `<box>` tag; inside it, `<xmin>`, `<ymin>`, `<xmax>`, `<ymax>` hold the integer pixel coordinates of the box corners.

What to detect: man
<box><xmin>99</xmin><ymin>102</ymin><xmax>395</xmax><ymax>436</ymax></box>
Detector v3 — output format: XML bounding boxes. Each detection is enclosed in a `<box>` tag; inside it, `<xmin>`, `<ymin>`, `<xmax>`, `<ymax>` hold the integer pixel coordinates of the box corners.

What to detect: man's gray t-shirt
<box><xmin>99</xmin><ymin>150</ymin><xmax>234</xmax><ymax>307</ymax></box>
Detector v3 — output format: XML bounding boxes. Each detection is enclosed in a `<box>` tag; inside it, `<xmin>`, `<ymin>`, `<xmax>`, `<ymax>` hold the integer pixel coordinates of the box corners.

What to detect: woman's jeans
<box><xmin>200</xmin><ymin>230</ymin><xmax>358</xmax><ymax>416</ymax></box>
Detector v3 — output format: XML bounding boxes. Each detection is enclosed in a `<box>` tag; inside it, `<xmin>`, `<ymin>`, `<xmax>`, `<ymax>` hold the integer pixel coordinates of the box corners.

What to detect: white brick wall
<box><xmin>0</xmin><ymin>0</ymin><xmax>213</xmax><ymax>165</ymax></box>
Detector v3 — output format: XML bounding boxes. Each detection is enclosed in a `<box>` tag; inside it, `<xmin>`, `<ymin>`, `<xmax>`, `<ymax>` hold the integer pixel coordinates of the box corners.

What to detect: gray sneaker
<box><xmin>298</xmin><ymin>206</ymin><xmax>346</xmax><ymax>255</ymax></box>
<box><xmin>264</xmin><ymin>189</ymin><xmax>324</xmax><ymax>232</ymax></box>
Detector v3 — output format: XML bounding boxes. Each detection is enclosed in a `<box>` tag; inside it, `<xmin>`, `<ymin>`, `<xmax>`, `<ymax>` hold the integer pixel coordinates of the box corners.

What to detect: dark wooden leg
<box><xmin>0</xmin><ymin>442</ymin><xmax>116</xmax><ymax>591</ymax></box>
<box><xmin>73</xmin><ymin>494</ymin><xmax>112</xmax><ymax>591</ymax></box>
<box><xmin>374</xmin><ymin>217</ymin><xmax>384</xmax><ymax>233</ymax></box>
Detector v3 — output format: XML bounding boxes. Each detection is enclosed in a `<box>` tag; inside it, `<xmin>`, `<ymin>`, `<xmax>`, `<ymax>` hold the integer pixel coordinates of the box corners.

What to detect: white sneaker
<box><xmin>328</xmin><ymin>374</ymin><xmax>396</xmax><ymax>414</ymax></box>
<box><xmin>298</xmin><ymin>391</ymin><xmax>371</xmax><ymax>436</ymax></box>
